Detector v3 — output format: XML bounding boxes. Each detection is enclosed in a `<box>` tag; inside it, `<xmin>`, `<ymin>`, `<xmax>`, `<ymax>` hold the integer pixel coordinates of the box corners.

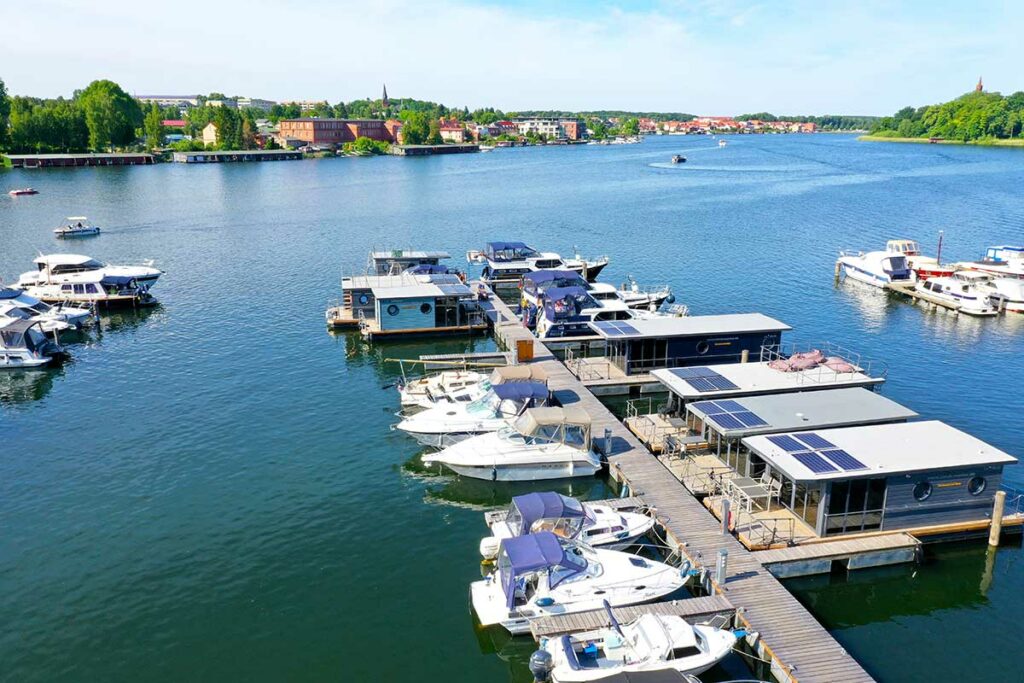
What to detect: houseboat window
<box><xmin>696</xmin><ymin>341</ymin><xmax>710</xmax><ymax>355</ymax></box>
<box><xmin>358</xmin><ymin>294</ymin><xmax>370</xmax><ymax>305</ymax></box>
<box><xmin>62</xmin><ymin>284</ymin><xmax>73</xmax><ymax>292</ymax></box>
<box><xmin>420</xmin><ymin>303</ymin><xmax>432</xmax><ymax>314</ymax></box>
<box><xmin>913</xmin><ymin>481</ymin><xmax>933</xmax><ymax>502</ymax></box>
<box><xmin>386</xmin><ymin>304</ymin><xmax>400</xmax><ymax>316</ymax></box>
<box><xmin>968</xmin><ymin>476</ymin><xmax>987</xmax><ymax>495</ymax></box>
<box><xmin>826</xmin><ymin>478</ymin><xmax>887</xmax><ymax>534</ymax></box>
<box><xmin>748</xmin><ymin>453</ymin><xmax>766</xmax><ymax>479</ymax></box>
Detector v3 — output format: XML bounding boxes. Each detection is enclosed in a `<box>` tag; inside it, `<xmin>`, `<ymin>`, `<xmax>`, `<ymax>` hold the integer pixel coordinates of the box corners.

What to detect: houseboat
<box><xmin>368</xmin><ymin>249</ymin><xmax>453</xmax><ymax>276</ymax></box>
<box><xmin>725</xmin><ymin>421</ymin><xmax>1017</xmax><ymax>549</ymax></box>
<box><xmin>467</xmin><ymin>242</ymin><xmax>609</xmax><ymax>287</ymax></box>
<box><xmin>661</xmin><ymin>388</ymin><xmax>917</xmax><ymax>495</ymax></box>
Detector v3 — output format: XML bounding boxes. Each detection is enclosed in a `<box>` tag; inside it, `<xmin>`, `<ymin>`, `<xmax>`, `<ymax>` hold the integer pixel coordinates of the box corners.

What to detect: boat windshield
<box><xmin>467</xmin><ymin>392</ymin><xmax>499</xmax><ymax>416</ymax></box>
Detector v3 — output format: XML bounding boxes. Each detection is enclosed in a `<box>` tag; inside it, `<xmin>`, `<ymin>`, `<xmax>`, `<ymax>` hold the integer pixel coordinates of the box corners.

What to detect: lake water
<box><xmin>2</xmin><ymin>134</ymin><xmax>1023</xmax><ymax>682</ymax></box>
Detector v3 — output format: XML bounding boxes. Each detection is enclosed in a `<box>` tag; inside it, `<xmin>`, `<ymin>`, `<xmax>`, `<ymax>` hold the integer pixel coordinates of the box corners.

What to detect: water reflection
<box><xmin>0</xmin><ymin>368</ymin><xmax>60</xmax><ymax>405</ymax></box>
<box><xmin>834</xmin><ymin>278</ymin><xmax>894</xmax><ymax>330</ymax></box>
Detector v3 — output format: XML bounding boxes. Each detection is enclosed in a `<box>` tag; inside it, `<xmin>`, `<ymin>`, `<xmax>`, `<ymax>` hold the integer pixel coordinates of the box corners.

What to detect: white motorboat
<box><xmin>537</xmin><ymin>606</ymin><xmax>740</xmax><ymax>682</ymax></box>
<box><xmin>18</xmin><ymin>272</ymin><xmax>156</xmax><ymax>306</ymax></box>
<box><xmin>53</xmin><ymin>217</ymin><xmax>101</xmax><ymax>239</ymax></box>
<box><xmin>615</xmin><ymin>276</ymin><xmax>673</xmax><ymax>311</ymax></box>
<box><xmin>836</xmin><ymin>249</ymin><xmax>913</xmax><ymax>288</ymax></box>
<box><xmin>915</xmin><ymin>271</ymin><xmax>998</xmax><ymax>316</ymax></box>
<box><xmin>885</xmin><ymin>239</ymin><xmax>953</xmax><ymax>280</ymax></box>
<box><xmin>395</xmin><ymin>380</ymin><xmax>549</xmax><ymax>448</ymax></box>
<box><xmin>521</xmin><ymin>272</ymin><xmax>672</xmax><ymax>313</ymax></box>
<box><xmin>470</xmin><ymin>532</ymin><xmax>687</xmax><ymax>635</ymax></box>
<box><xmin>533</xmin><ymin>287</ymin><xmax>652</xmax><ymax>338</ymax></box>
<box><xmin>467</xmin><ymin>242</ymin><xmax>609</xmax><ymax>287</ymax></box>
<box><xmin>0</xmin><ymin>303</ymin><xmax>71</xmax><ymax>334</ymax></box>
<box><xmin>980</xmin><ymin>276</ymin><xmax>1024</xmax><ymax>313</ymax></box>
<box><xmin>959</xmin><ymin>245</ymin><xmax>1024</xmax><ymax>279</ymax></box>
<box><xmin>399</xmin><ymin>364</ymin><xmax>548</xmax><ymax>412</ymax></box>
<box><xmin>18</xmin><ymin>253</ymin><xmax>162</xmax><ymax>292</ymax></box>
<box><xmin>422</xmin><ymin>406</ymin><xmax>602</xmax><ymax>481</ymax></box>
<box><xmin>0</xmin><ymin>318</ymin><xmax>62</xmax><ymax>369</ymax></box>
<box><xmin>480</xmin><ymin>492</ymin><xmax>655</xmax><ymax>559</ymax></box>
<box><xmin>0</xmin><ymin>288</ymin><xmax>93</xmax><ymax>329</ymax></box>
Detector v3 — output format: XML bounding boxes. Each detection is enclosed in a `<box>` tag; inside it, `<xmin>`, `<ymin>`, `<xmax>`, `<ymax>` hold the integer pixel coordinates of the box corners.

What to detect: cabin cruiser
<box><xmin>467</xmin><ymin>242</ymin><xmax>609</xmax><ymax>286</ymax></box>
<box><xmin>0</xmin><ymin>319</ymin><xmax>62</xmax><ymax>368</ymax></box>
<box><xmin>18</xmin><ymin>254</ymin><xmax>162</xmax><ymax>291</ymax></box>
<box><xmin>54</xmin><ymin>217</ymin><xmax>101</xmax><ymax>239</ymax></box>
<box><xmin>533</xmin><ymin>287</ymin><xmax>653</xmax><ymax>338</ymax></box>
<box><xmin>399</xmin><ymin>364</ymin><xmax>547</xmax><ymax>412</ymax></box>
<box><xmin>0</xmin><ymin>288</ymin><xmax>93</xmax><ymax>329</ymax></box>
<box><xmin>615</xmin><ymin>277</ymin><xmax>673</xmax><ymax>311</ymax></box>
<box><xmin>0</xmin><ymin>303</ymin><xmax>72</xmax><ymax>334</ymax></box>
<box><xmin>980</xmin><ymin>277</ymin><xmax>1024</xmax><ymax>313</ymax></box>
<box><xmin>395</xmin><ymin>381</ymin><xmax>550</xmax><ymax>448</ymax></box>
<box><xmin>18</xmin><ymin>272</ymin><xmax>156</xmax><ymax>306</ymax></box>
<box><xmin>959</xmin><ymin>245</ymin><xmax>1024</xmax><ymax>279</ymax></box>
<box><xmin>885</xmin><ymin>239</ymin><xmax>953</xmax><ymax>279</ymax></box>
<box><xmin>537</xmin><ymin>606</ymin><xmax>740</xmax><ymax>682</ymax></box>
<box><xmin>402</xmin><ymin>263</ymin><xmax>465</xmax><ymax>279</ymax></box>
<box><xmin>422</xmin><ymin>406</ymin><xmax>602</xmax><ymax>481</ymax></box>
<box><xmin>481</xmin><ymin>492</ymin><xmax>655</xmax><ymax>559</ymax></box>
<box><xmin>836</xmin><ymin>249</ymin><xmax>913</xmax><ymax>288</ymax></box>
<box><xmin>470</xmin><ymin>532</ymin><xmax>687</xmax><ymax>635</ymax></box>
<box><xmin>521</xmin><ymin>272</ymin><xmax>673</xmax><ymax>313</ymax></box>
<box><xmin>915</xmin><ymin>271</ymin><xmax>998</xmax><ymax>315</ymax></box>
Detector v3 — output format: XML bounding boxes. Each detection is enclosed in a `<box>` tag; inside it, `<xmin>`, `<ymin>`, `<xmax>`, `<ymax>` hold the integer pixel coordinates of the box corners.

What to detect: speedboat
<box><xmin>959</xmin><ymin>245</ymin><xmax>1024</xmax><ymax>279</ymax></box>
<box><xmin>521</xmin><ymin>272</ymin><xmax>673</xmax><ymax>313</ymax></box>
<box><xmin>54</xmin><ymin>217</ymin><xmax>101</xmax><ymax>239</ymax></box>
<box><xmin>395</xmin><ymin>381</ymin><xmax>549</xmax><ymax>448</ymax></box>
<box><xmin>17</xmin><ymin>272</ymin><xmax>156</xmax><ymax>306</ymax></box>
<box><xmin>8</xmin><ymin>188</ymin><xmax>39</xmax><ymax>196</ymax></box>
<box><xmin>718</xmin><ymin>139</ymin><xmax>727</xmax><ymax>147</ymax></box>
<box><xmin>18</xmin><ymin>254</ymin><xmax>162</xmax><ymax>291</ymax></box>
<box><xmin>615</xmin><ymin>277</ymin><xmax>673</xmax><ymax>311</ymax></box>
<box><xmin>537</xmin><ymin>606</ymin><xmax>740</xmax><ymax>682</ymax></box>
<box><xmin>671</xmin><ymin>155</ymin><xmax>686</xmax><ymax>164</ymax></box>
<box><xmin>422</xmin><ymin>406</ymin><xmax>602</xmax><ymax>481</ymax></box>
<box><xmin>467</xmin><ymin>242</ymin><xmax>609</xmax><ymax>286</ymax></box>
<box><xmin>886</xmin><ymin>239</ymin><xmax>953</xmax><ymax>279</ymax></box>
<box><xmin>0</xmin><ymin>288</ymin><xmax>93</xmax><ymax>329</ymax></box>
<box><xmin>399</xmin><ymin>364</ymin><xmax>548</xmax><ymax>412</ymax></box>
<box><xmin>470</xmin><ymin>532</ymin><xmax>687</xmax><ymax>635</ymax></box>
<box><xmin>836</xmin><ymin>249</ymin><xmax>913</xmax><ymax>288</ymax></box>
<box><xmin>0</xmin><ymin>304</ymin><xmax>72</xmax><ymax>334</ymax></box>
<box><xmin>0</xmin><ymin>319</ymin><xmax>62</xmax><ymax>369</ymax></box>
<box><xmin>480</xmin><ymin>492</ymin><xmax>655</xmax><ymax>559</ymax></box>
<box><xmin>533</xmin><ymin>287</ymin><xmax>651</xmax><ymax>338</ymax></box>
<box><xmin>915</xmin><ymin>271</ymin><xmax>998</xmax><ymax>315</ymax></box>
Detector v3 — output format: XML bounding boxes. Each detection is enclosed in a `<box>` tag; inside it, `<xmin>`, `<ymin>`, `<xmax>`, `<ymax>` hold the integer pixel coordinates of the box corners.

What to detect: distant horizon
<box><xmin>3</xmin><ymin>1</ymin><xmax>1021</xmax><ymax>117</ymax></box>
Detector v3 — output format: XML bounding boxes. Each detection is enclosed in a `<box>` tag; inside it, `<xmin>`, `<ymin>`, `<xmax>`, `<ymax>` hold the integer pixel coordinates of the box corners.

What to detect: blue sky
<box><xmin>2</xmin><ymin>1</ymin><xmax>1021</xmax><ymax>115</ymax></box>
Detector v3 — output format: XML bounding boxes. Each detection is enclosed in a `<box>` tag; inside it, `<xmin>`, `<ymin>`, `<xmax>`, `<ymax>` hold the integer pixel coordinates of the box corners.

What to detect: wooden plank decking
<box><xmin>530</xmin><ymin>595</ymin><xmax>735</xmax><ymax>639</ymax></box>
<box><xmin>481</xmin><ymin>284</ymin><xmax>876</xmax><ymax>683</ymax></box>
<box><xmin>756</xmin><ymin>532</ymin><xmax>920</xmax><ymax>566</ymax></box>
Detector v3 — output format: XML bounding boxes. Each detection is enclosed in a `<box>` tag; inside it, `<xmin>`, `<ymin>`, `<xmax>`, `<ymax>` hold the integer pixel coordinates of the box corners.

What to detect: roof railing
<box><xmin>759</xmin><ymin>341</ymin><xmax>889</xmax><ymax>381</ymax></box>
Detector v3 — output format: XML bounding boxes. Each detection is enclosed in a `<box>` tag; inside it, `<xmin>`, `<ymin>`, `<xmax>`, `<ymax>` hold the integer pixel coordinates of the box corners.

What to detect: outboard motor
<box><xmin>528</xmin><ymin>649</ymin><xmax>554</xmax><ymax>682</ymax></box>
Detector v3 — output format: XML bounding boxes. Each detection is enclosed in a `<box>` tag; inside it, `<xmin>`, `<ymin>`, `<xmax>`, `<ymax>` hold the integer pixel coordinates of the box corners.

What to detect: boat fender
<box><xmin>732</xmin><ymin>629</ymin><xmax>747</xmax><ymax>639</ymax></box>
<box><xmin>666</xmin><ymin>294</ymin><xmax>675</xmax><ymax>304</ymax></box>
<box><xmin>535</xmin><ymin>596</ymin><xmax>555</xmax><ymax>607</ymax></box>
<box><xmin>679</xmin><ymin>560</ymin><xmax>692</xmax><ymax>577</ymax></box>
<box><xmin>491</xmin><ymin>466</ymin><xmax>498</xmax><ymax>482</ymax></box>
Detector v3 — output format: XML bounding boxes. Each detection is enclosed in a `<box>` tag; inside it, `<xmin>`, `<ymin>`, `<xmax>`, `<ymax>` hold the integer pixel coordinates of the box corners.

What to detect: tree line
<box><xmin>736</xmin><ymin>113</ymin><xmax>879</xmax><ymax>130</ymax></box>
<box><xmin>870</xmin><ymin>90</ymin><xmax>1024</xmax><ymax>141</ymax></box>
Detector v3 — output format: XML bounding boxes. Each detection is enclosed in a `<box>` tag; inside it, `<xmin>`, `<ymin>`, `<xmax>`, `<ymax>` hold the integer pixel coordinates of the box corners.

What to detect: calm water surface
<box><xmin>1</xmin><ymin>135</ymin><xmax>1022</xmax><ymax>682</ymax></box>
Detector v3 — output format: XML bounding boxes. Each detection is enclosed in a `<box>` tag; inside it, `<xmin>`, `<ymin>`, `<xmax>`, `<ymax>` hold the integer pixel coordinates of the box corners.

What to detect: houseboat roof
<box><xmin>743</xmin><ymin>420</ymin><xmax>1017</xmax><ymax>482</ymax></box>
<box><xmin>688</xmin><ymin>388</ymin><xmax>917</xmax><ymax>438</ymax></box>
<box><xmin>589</xmin><ymin>313</ymin><xmax>791</xmax><ymax>340</ymax></box>
<box><xmin>346</xmin><ymin>273</ymin><xmax>473</xmax><ymax>299</ymax></box>
<box><xmin>652</xmin><ymin>360</ymin><xmax>884</xmax><ymax>400</ymax></box>
<box><xmin>370</xmin><ymin>250</ymin><xmax>450</xmax><ymax>260</ymax></box>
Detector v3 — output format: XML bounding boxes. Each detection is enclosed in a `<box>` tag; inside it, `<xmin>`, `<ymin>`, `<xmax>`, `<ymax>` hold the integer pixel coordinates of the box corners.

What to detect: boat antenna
<box><xmin>936</xmin><ymin>230</ymin><xmax>944</xmax><ymax>265</ymax></box>
<box><xmin>602</xmin><ymin>599</ymin><xmax>625</xmax><ymax>638</ymax></box>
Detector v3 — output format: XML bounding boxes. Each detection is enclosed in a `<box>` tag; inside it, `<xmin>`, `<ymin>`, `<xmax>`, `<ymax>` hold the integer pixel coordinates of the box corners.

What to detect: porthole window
<box><xmin>696</xmin><ymin>341</ymin><xmax>710</xmax><ymax>355</ymax></box>
<box><xmin>358</xmin><ymin>293</ymin><xmax>370</xmax><ymax>305</ymax></box>
<box><xmin>387</xmin><ymin>304</ymin><xmax>400</xmax><ymax>316</ymax></box>
<box><xmin>420</xmin><ymin>303</ymin><xmax>432</xmax><ymax>314</ymax></box>
<box><xmin>968</xmin><ymin>476</ymin><xmax>987</xmax><ymax>496</ymax></box>
<box><xmin>913</xmin><ymin>481</ymin><xmax>933</xmax><ymax>502</ymax></box>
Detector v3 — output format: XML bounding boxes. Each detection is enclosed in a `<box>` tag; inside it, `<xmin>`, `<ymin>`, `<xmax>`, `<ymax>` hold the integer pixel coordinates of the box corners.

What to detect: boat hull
<box><xmin>438</xmin><ymin>460</ymin><xmax>600</xmax><ymax>482</ymax></box>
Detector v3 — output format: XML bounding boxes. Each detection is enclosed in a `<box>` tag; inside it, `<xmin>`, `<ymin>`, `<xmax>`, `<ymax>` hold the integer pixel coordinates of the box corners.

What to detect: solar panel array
<box><xmin>669</xmin><ymin>367</ymin><xmax>740</xmax><ymax>393</ymax></box>
<box><xmin>591</xmin><ymin>321</ymin><xmax>639</xmax><ymax>337</ymax></box>
<box><xmin>691</xmin><ymin>399</ymin><xmax>769</xmax><ymax>431</ymax></box>
<box><xmin>766</xmin><ymin>432</ymin><xmax>868</xmax><ymax>474</ymax></box>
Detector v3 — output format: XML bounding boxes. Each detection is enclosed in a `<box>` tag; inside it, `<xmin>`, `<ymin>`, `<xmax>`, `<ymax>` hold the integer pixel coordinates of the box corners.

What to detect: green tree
<box><xmin>0</xmin><ymin>78</ymin><xmax>10</xmax><ymax>149</ymax></box>
<box><xmin>143</xmin><ymin>102</ymin><xmax>164</xmax><ymax>149</ymax></box>
<box><xmin>399</xmin><ymin>110</ymin><xmax>429</xmax><ymax>144</ymax></box>
<box><xmin>77</xmin><ymin>79</ymin><xmax>142</xmax><ymax>150</ymax></box>
<box><xmin>427</xmin><ymin>118</ymin><xmax>442</xmax><ymax>144</ymax></box>
<box><xmin>620</xmin><ymin>117</ymin><xmax>640</xmax><ymax>135</ymax></box>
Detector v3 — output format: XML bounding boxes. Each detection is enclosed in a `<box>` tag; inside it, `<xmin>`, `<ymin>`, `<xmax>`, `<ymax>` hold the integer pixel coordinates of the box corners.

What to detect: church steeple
<box><xmin>382</xmin><ymin>83</ymin><xmax>390</xmax><ymax>107</ymax></box>
<box><xmin>976</xmin><ymin>76</ymin><xmax>984</xmax><ymax>92</ymax></box>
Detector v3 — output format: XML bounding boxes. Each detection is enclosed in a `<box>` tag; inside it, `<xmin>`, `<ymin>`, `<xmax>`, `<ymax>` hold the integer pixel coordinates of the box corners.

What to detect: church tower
<box><xmin>382</xmin><ymin>84</ymin><xmax>390</xmax><ymax>107</ymax></box>
<box><xmin>976</xmin><ymin>76</ymin><xmax>983</xmax><ymax>92</ymax></box>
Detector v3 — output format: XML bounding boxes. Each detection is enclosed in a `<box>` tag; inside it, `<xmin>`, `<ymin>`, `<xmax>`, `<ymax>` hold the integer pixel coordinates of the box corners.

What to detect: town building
<box><xmin>511</xmin><ymin>117</ymin><xmax>587</xmax><ymax>141</ymax></box>
<box><xmin>137</xmin><ymin>95</ymin><xmax>200</xmax><ymax>109</ymax></box>
<box><xmin>202</xmin><ymin>122</ymin><xmax>219</xmax><ymax>147</ymax></box>
<box><xmin>276</xmin><ymin>118</ymin><xmax>395</xmax><ymax>147</ymax></box>
<box><xmin>384</xmin><ymin>120</ymin><xmax>403</xmax><ymax>144</ymax></box>
<box><xmin>236</xmin><ymin>97</ymin><xmax>277</xmax><ymax>112</ymax></box>
<box><xmin>439</xmin><ymin>119</ymin><xmax>466</xmax><ymax>143</ymax></box>
<box><xmin>281</xmin><ymin>100</ymin><xmax>329</xmax><ymax>112</ymax></box>
<box><xmin>206</xmin><ymin>99</ymin><xmax>236</xmax><ymax>109</ymax></box>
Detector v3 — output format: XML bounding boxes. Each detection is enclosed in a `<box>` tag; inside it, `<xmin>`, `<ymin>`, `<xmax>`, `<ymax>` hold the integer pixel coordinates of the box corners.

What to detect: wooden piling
<box><xmin>989</xmin><ymin>490</ymin><xmax>1006</xmax><ymax>547</ymax></box>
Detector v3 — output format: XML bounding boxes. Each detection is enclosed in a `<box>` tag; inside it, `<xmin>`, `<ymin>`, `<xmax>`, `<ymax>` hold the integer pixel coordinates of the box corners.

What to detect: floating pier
<box><xmin>479</xmin><ymin>284</ymin><xmax>876</xmax><ymax>683</ymax></box>
<box><xmin>529</xmin><ymin>595</ymin><xmax>735</xmax><ymax>639</ymax></box>
<box><xmin>3</xmin><ymin>153</ymin><xmax>155</xmax><ymax>168</ymax></box>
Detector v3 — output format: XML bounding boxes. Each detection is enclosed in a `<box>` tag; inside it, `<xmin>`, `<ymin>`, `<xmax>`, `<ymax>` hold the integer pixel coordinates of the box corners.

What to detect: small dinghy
<box><xmin>534</xmin><ymin>602</ymin><xmax>741</xmax><ymax>682</ymax></box>
<box><xmin>481</xmin><ymin>492</ymin><xmax>655</xmax><ymax>560</ymax></box>
<box><xmin>470</xmin><ymin>532</ymin><xmax>687</xmax><ymax>635</ymax></box>
<box><xmin>671</xmin><ymin>155</ymin><xmax>686</xmax><ymax>164</ymax></box>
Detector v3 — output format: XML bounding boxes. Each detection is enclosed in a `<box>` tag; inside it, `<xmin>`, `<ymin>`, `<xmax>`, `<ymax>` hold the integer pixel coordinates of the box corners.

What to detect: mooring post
<box><xmin>740</xmin><ymin>349</ymin><xmax>749</xmax><ymax>363</ymax></box>
<box><xmin>716</xmin><ymin>548</ymin><xmax>728</xmax><ymax>585</ymax></box>
<box><xmin>604</xmin><ymin>428</ymin><xmax>613</xmax><ymax>456</ymax></box>
<box><xmin>989</xmin><ymin>490</ymin><xmax>1006</xmax><ymax>547</ymax></box>
<box><xmin>721</xmin><ymin>497</ymin><xmax>731</xmax><ymax>535</ymax></box>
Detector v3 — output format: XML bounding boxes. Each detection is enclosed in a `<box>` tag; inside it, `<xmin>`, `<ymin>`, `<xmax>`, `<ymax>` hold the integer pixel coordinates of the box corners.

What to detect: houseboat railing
<box><xmin>758</xmin><ymin>341</ymin><xmax>889</xmax><ymax>382</ymax></box>
<box><xmin>822</xmin><ymin>508</ymin><xmax>885</xmax><ymax>534</ymax></box>
<box><xmin>735</xmin><ymin>513</ymin><xmax>798</xmax><ymax>548</ymax></box>
<box><xmin>1001</xmin><ymin>485</ymin><xmax>1024</xmax><ymax>517</ymax></box>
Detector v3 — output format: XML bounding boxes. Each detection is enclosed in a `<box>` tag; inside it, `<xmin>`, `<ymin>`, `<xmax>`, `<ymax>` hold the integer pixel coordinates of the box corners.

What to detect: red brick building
<box><xmin>277</xmin><ymin>119</ymin><xmax>396</xmax><ymax>147</ymax></box>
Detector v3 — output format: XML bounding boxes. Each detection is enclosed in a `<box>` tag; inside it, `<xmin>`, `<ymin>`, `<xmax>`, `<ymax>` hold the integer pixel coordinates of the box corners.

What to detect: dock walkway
<box><xmin>530</xmin><ymin>595</ymin><xmax>735</xmax><ymax>639</ymax></box>
<box><xmin>481</xmin><ymin>284</ymin><xmax>875</xmax><ymax>683</ymax></box>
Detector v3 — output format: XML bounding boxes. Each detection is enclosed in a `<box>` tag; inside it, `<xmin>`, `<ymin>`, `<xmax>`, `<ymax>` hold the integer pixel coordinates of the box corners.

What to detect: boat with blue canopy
<box><xmin>467</xmin><ymin>241</ymin><xmax>609</xmax><ymax>287</ymax></box>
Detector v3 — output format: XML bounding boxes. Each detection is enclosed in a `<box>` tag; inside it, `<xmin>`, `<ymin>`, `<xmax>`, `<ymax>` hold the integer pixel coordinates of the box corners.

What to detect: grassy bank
<box><xmin>859</xmin><ymin>135</ymin><xmax>1024</xmax><ymax>147</ymax></box>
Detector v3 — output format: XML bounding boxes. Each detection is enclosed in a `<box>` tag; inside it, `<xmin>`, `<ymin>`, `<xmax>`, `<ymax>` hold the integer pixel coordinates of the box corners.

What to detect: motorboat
<box><xmin>422</xmin><ymin>406</ymin><xmax>602</xmax><ymax>481</ymax></box>
<box><xmin>470</xmin><ymin>532</ymin><xmax>687</xmax><ymax>635</ymax></box>
<box><xmin>54</xmin><ymin>217</ymin><xmax>101</xmax><ymax>239</ymax></box>
<box><xmin>467</xmin><ymin>242</ymin><xmax>609</xmax><ymax>286</ymax></box>
<box><xmin>959</xmin><ymin>245</ymin><xmax>1024</xmax><ymax>279</ymax></box>
<box><xmin>17</xmin><ymin>272</ymin><xmax>156</xmax><ymax>306</ymax></box>
<box><xmin>836</xmin><ymin>249</ymin><xmax>913</xmax><ymax>288</ymax></box>
<box><xmin>980</xmin><ymin>277</ymin><xmax>1024</xmax><ymax>313</ymax></box>
<box><xmin>671</xmin><ymin>155</ymin><xmax>686</xmax><ymax>164</ymax></box>
<box><xmin>885</xmin><ymin>239</ymin><xmax>953</xmax><ymax>279</ymax></box>
<box><xmin>615</xmin><ymin>277</ymin><xmax>673</xmax><ymax>311</ymax></box>
<box><xmin>0</xmin><ymin>288</ymin><xmax>93</xmax><ymax>329</ymax></box>
<box><xmin>480</xmin><ymin>492</ymin><xmax>655</xmax><ymax>559</ymax></box>
<box><xmin>402</xmin><ymin>263</ymin><xmax>465</xmax><ymax>280</ymax></box>
<box><xmin>718</xmin><ymin>140</ymin><xmax>727</xmax><ymax>148</ymax></box>
<box><xmin>0</xmin><ymin>303</ymin><xmax>72</xmax><ymax>334</ymax></box>
<box><xmin>521</xmin><ymin>272</ymin><xmax>673</xmax><ymax>313</ymax></box>
<box><xmin>18</xmin><ymin>254</ymin><xmax>162</xmax><ymax>291</ymax></box>
<box><xmin>533</xmin><ymin>287</ymin><xmax>657</xmax><ymax>338</ymax></box>
<box><xmin>537</xmin><ymin>606</ymin><xmax>740</xmax><ymax>682</ymax></box>
<box><xmin>915</xmin><ymin>271</ymin><xmax>998</xmax><ymax>316</ymax></box>
<box><xmin>394</xmin><ymin>380</ymin><xmax>550</xmax><ymax>448</ymax></box>
<box><xmin>0</xmin><ymin>319</ymin><xmax>62</xmax><ymax>369</ymax></box>
<box><xmin>399</xmin><ymin>364</ymin><xmax>548</xmax><ymax>412</ymax></box>
<box><xmin>8</xmin><ymin>188</ymin><xmax>38</xmax><ymax>196</ymax></box>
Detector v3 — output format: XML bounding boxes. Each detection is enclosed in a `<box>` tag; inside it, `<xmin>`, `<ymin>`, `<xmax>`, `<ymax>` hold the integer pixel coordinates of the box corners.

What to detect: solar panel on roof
<box><xmin>709</xmin><ymin>413</ymin><xmax>745</xmax><ymax>430</ymax></box>
<box><xmin>819</xmin><ymin>449</ymin><xmax>868</xmax><ymax>471</ymax></box>
<box><xmin>793</xmin><ymin>452</ymin><xmax>838</xmax><ymax>474</ymax></box>
<box><xmin>733</xmin><ymin>411</ymin><xmax>769</xmax><ymax>428</ymax></box>
<box><xmin>616</xmin><ymin>323</ymin><xmax>639</xmax><ymax>335</ymax></box>
<box><xmin>692</xmin><ymin>401</ymin><xmax>728</xmax><ymax>415</ymax></box>
<box><xmin>767</xmin><ymin>435</ymin><xmax>805</xmax><ymax>452</ymax></box>
<box><xmin>708</xmin><ymin>374</ymin><xmax>739</xmax><ymax>391</ymax></box>
<box><xmin>670</xmin><ymin>367</ymin><xmax>703</xmax><ymax>379</ymax></box>
<box><xmin>714</xmin><ymin>399</ymin><xmax>745</xmax><ymax>413</ymax></box>
<box><xmin>685</xmin><ymin>377</ymin><xmax>717</xmax><ymax>393</ymax></box>
<box><xmin>794</xmin><ymin>433</ymin><xmax>836</xmax><ymax>450</ymax></box>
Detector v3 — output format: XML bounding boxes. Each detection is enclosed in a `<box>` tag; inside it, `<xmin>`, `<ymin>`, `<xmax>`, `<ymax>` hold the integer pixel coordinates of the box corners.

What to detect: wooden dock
<box><xmin>756</xmin><ymin>532</ymin><xmax>921</xmax><ymax>579</ymax></box>
<box><xmin>481</xmin><ymin>284</ymin><xmax>876</xmax><ymax>683</ymax></box>
<box><xmin>529</xmin><ymin>595</ymin><xmax>735</xmax><ymax>639</ymax></box>
<box><xmin>885</xmin><ymin>281</ymin><xmax>999</xmax><ymax>316</ymax></box>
